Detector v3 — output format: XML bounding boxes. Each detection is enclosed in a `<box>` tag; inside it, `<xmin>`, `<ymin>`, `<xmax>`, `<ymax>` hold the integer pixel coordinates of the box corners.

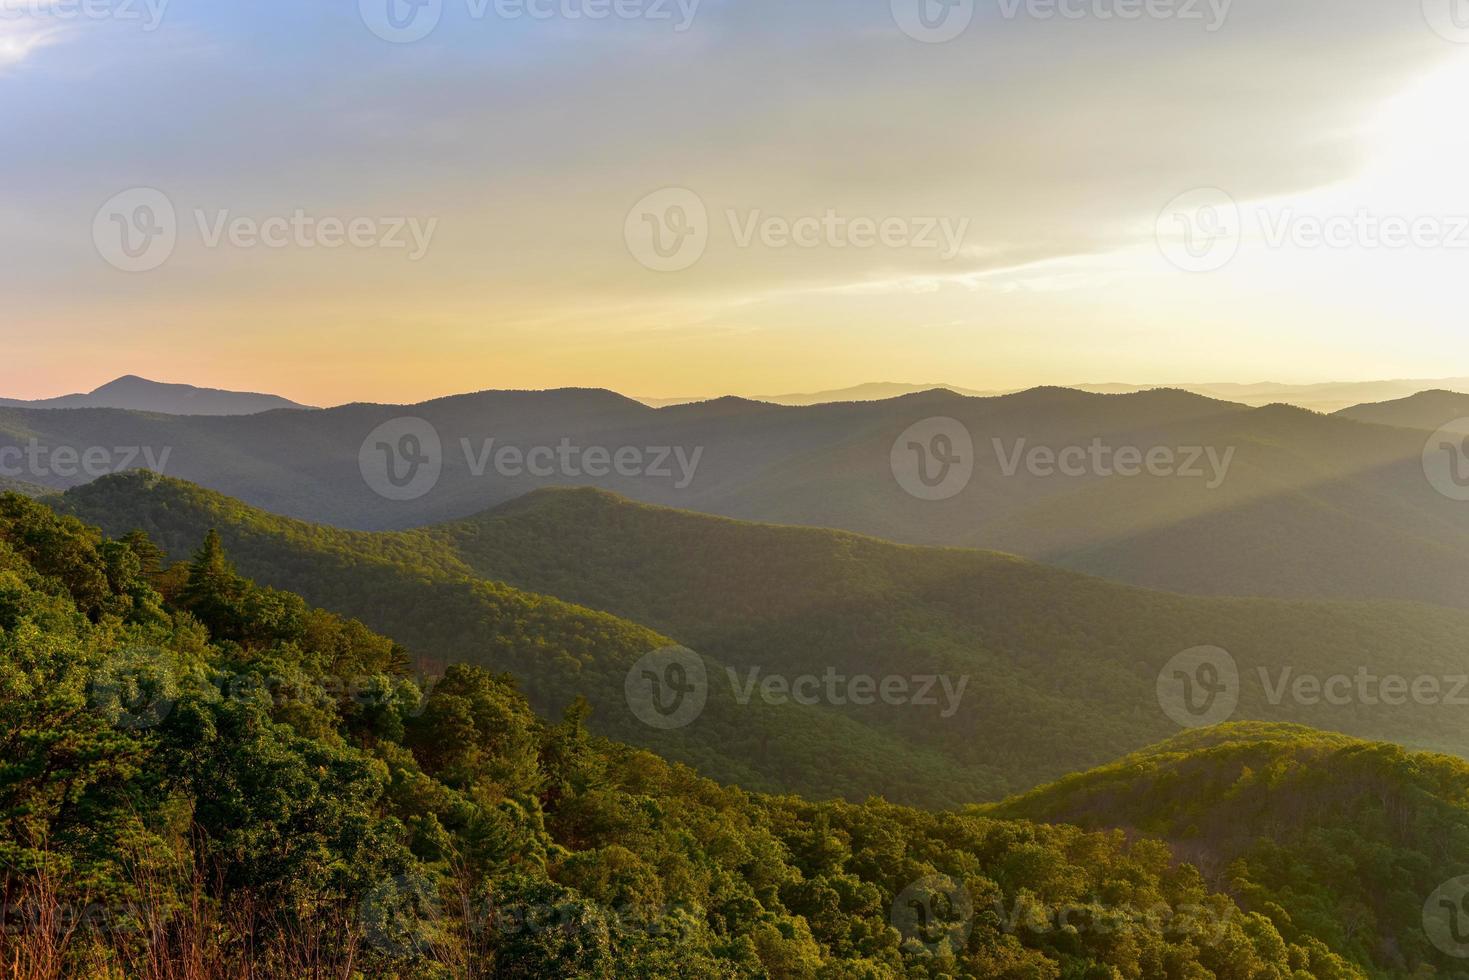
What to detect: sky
<box><xmin>3</xmin><ymin>0</ymin><xmax>1468</xmax><ymax>406</ymax></box>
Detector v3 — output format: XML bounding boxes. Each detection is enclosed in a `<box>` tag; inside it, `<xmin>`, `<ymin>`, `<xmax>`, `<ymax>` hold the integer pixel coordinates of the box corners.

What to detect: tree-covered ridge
<box><xmin>0</xmin><ymin>492</ymin><xmax>1364</xmax><ymax>978</ymax></box>
<box><xmin>56</xmin><ymin>474</ymin><xmax>1008</xmax><ymax>806</ymax></box>
<box><xmin>982</xmin><ymin>722</ymin><xmax>1469</xmax><ymax>978</ymax></box>
<box><xmin>0</xmin><ymin>476</ymin><xmax>51</xmax><ymax>498</ymax></box>
<box><xmin>60</xmin><ymin>474</ymin><xmax>1469</xmax><ymax>809</ymax></box>
<box><xmin>442</xmin><ymin>486</ymin><xmax>1469</xmax><ymax>770</ymax></box>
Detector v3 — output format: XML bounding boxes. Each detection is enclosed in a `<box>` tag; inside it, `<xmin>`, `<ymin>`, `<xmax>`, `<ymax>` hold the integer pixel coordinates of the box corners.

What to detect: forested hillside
<box><xmin>0</xmin><ymin>491</ymin><xmax>1371</xmax><ymax>978</ymax></box>
<box><xmin>59</xmin><ymin>475</ymin><xmax>995</xmax><ymax>807</ymax></box>
<box><xmin>984</xmin><ymin>723</ymin><xmax>1469</xmax><ymax>978</ymax></box>
<box><xmin>0</xmin><ymin>476</ymin><xmax>50</xmax><ymax>497</ymax></box>
<box><xmin>59</xmin><ymin>474</ymin><xmax>1469</xmax><ymax>810</ymax></box>
<box><xmin>1335</xmin><ymin>390</ymin><xmax>1469</xmax><ymax>433</ymax></box>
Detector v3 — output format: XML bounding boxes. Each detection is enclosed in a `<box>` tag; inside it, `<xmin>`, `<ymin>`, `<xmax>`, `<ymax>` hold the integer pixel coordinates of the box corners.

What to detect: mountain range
<box><xmin>58</xmin><ymin>473</ymin><xmax>1469</xmax><ymax>811</ymax></box>
<box><xmin>0</xmin><ymin>374</ymin><xmax>313</xmax><ymax>415</ymax></box>
<box><xmin>643</xmin><ymin>378</ymin><xmax>1469</xmax><ymax>413</ymax></box>
<box><xmin>8</xmin><ymin>384</ymin><xmax>1469</xmax><ymax>612</ymax></box>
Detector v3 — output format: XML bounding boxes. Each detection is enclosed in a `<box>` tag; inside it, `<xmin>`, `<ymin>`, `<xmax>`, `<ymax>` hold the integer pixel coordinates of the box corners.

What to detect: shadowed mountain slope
<box><xmin>9</xmin><ymin>385</ymin><xmax>1469</xmax><ymax>608</ymax></box>
<box><xmin>61</xmin><ymin>474</ymin><xmax>1469</xmax><ymax>809</ymax></box>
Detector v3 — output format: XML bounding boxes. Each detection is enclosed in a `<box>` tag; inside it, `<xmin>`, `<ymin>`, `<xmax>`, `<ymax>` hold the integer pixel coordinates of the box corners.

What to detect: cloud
<box><xmin>0</xmin><ymin>16</ymin><xmax>64</xmax><ymax>67</ymax></box>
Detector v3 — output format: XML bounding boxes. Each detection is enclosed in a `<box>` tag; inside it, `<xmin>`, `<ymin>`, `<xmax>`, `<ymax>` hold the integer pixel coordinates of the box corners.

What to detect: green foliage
<box><xmin>61</xmin><ymin>476</ymin><xmax>1469</xmax><ymax>814</ymax></box>
<box><xmin>984</xmin><ymin>723</ymin><xmax>1469</xmax><ymax>978</ymax></box>
<box><xmin>1</xmin><ymin>490</ymin><xmax>1374</xmax><ymax>977</ymax></box>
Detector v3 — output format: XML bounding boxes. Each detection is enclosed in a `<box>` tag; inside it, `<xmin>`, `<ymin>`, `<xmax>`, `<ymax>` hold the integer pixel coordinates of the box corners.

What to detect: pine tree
<box><xmin>178</xmin><ymin>529</ymin><xmax>246</xmax><ymax>640</ymax></box>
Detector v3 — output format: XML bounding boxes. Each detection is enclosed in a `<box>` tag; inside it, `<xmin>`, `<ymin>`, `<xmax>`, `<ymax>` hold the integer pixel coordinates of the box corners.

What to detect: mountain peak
<box><xmin>95</xmin><ymin>374</ymin><xmax>151</xmax><ymax>388</ymax></box>
<box><xmin>0</xmin><ymin>376</ymin><xmax>313</xmax><ymax>416</ymax></box>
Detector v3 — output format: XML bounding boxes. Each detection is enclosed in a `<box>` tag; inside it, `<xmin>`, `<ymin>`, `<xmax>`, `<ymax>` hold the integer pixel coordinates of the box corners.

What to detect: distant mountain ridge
<box><xmin>639</xmin><ymin>381</ymin><xmax>1004</xmax><ymax>407</ymax></box>
<box><xmin>0</xmin><ymin>375</ymin><xmax>312</xmax><ymax>415</ymax></box>
<box><xmin>9</xmin><ymin>383</ymin><xmax>1469</xmax><ymax>609</ymax></box>
<box><xmin>1335</xmin><ymin>389</ymin><xmax>1469</xmax><ymax>434</ymax></box>
<box><xmin>641</xmin><ymin>378</ymin><xmax>1469</xmax><ymax>413</ymax></box>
